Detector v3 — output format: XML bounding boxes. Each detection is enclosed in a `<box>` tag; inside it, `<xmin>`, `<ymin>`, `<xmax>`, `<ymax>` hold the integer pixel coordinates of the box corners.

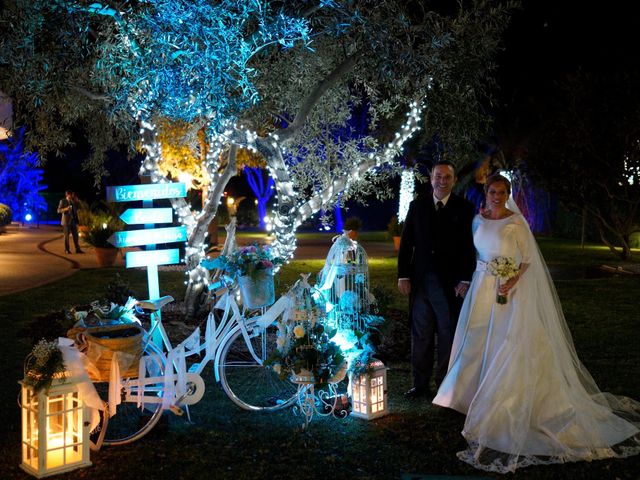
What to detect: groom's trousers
<box><xmin>410</xmin><ymin>272</ymin><xmax>454</xmax><ymax>390</ymax></box>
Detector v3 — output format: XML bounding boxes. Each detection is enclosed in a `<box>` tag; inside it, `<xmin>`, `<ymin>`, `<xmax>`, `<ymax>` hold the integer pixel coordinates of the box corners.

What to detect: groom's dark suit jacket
<box><xmin>398</xmin><ymin>193</ymin><xmax>476</xmax><ymax>313</ymax></box>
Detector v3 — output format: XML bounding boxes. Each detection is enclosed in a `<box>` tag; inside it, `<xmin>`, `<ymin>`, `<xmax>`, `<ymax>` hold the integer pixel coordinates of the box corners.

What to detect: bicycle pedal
<box><xmin>169</xmin><ymin>405</ymin><xmax>184</xmax><ymax>416</ymax></box>
<box><xmin>188</xmin><ymin>363</ymin><xmax>200</xmax><ymax>373</ymax></box>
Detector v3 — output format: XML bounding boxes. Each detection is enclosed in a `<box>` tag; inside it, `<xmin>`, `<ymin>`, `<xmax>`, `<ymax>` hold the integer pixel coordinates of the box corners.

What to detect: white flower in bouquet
<box><xmin>487</xmin><ymin>256</ymin><xmax>519</xmax><ymax>304</ymax></box>
<box><xmin>293</xmin><ymin>325</ymin><xmax>306</xmax><ymax>339</ymax></box>
<box><xmin>487</xmin><ymin>256</ymin><xmax>519</xmax><ymax>280</ymax></box>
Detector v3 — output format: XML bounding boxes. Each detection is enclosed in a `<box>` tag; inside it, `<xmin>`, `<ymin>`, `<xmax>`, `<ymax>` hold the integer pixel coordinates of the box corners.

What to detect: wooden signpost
<box><xmin>106</xmin><ymin>180</ymin><xmax>187</xmax><ymax>346</ymax></box>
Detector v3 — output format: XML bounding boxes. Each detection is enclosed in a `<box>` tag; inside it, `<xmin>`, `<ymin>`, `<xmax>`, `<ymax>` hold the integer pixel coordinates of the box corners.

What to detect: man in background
<box><xmin>57</xmin><ymin>190</ymin><xmax>84</xmax><ymax>254</ymax></box>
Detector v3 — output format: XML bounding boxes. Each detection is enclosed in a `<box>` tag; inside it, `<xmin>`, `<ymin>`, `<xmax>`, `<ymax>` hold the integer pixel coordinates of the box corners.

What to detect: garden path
<box><xmin>0</xmin><ymin>224</ymin><xmax>396</xmax><ymax>297</ymax></box>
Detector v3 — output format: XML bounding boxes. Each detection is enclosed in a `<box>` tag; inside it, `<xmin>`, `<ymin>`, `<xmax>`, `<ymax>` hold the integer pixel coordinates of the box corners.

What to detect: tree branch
<box><xmin>69</xmin><ymin>85</ymin><xmax>110</xmax><ymax>102</ymax></box>
<box><xmin>278</xmin><ymin>53</ymin><xmax>359</xmax><ymax>142</ymax></box>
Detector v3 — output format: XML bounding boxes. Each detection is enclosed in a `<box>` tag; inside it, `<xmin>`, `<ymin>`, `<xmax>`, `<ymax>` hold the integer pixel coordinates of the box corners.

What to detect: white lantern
<box><xmin>20</xmin><ymin>376</ymin><xmax>91</xmax><ymax>478</ymax></box>
<box><xmin>348</xmin><ymin>359</ymin><xmax>388</xmax><ymax>420</ymax></box>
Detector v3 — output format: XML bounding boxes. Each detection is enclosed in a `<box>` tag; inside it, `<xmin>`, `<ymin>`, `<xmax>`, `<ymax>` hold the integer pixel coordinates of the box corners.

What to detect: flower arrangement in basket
<box><xmin>487</xmin><ymin>256</ymin><xmax>520</xmax><ymax>304</ymax></box>
<box><xmin>211</xmin><ymin>243</ymin><xmax>284</xmax><ymax>279</ymax></box>
<box><xmin>204</xmin><ymin>243</ymin><xmax>285</xmax><ymax>308</ymax></box>
<box><xmin>66</xmin><ymin>297</ymin><xmax>143</xmax><ymax>382</ymax></box>
<box><xmin>268</xmin><ymin>276</ymin><xmax>346</xmax><ymax>387</ymax></box>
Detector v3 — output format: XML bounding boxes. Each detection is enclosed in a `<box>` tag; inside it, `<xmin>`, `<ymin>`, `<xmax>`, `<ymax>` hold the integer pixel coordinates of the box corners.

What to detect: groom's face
<box><xmin>431</xmin><ymin>164</ymin><xmax>457</xmax><ymax>199</ymax></box>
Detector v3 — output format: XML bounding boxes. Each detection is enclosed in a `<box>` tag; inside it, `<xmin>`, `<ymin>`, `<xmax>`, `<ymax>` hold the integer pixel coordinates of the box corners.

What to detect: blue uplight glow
<box><xmin>0</xmin><ymin>128</ymin><xmax>47</xmax><ymax>221</ymax></box>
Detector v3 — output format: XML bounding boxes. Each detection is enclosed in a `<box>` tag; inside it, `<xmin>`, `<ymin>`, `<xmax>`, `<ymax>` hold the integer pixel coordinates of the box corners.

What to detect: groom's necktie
<box><xmin>436</xmin><ymin>200</ymin><xmax>444</xmax><ymax>212</ymax></box>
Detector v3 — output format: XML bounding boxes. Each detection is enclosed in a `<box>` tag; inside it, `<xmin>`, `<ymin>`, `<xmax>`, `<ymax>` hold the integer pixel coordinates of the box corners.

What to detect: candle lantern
<box><xmin>20</xmin><ymin>376</ymin><xmax>91</xmax><ymax>478</ymax></box>
<box><xmin>348</xmin><ymin>359</ymin><xmax>388</xmax><ymax>420</ymax></box>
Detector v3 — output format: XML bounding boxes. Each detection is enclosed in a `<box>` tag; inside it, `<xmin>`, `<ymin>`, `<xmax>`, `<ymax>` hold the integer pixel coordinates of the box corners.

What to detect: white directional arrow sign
<box><xmin>120</xmin><ymin>208</ymin><xmax>173</xmax><ymax>225</ymax></box>
<box><xmin>126</xmin><ymin>249</ymin><xmax>180</xmax><ymax>268</ymax></box>
<box><xmin>108</xmin><ymin>226</ymin><xmax>187</xmax><ymax>248</ymax></box>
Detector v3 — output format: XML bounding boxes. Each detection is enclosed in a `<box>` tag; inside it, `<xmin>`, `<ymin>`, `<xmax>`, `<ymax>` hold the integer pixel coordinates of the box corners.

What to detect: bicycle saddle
<box><xmin>137</xmin><ymin>295</ymin><xmax>174</xmax><ymax>311</ymax></box>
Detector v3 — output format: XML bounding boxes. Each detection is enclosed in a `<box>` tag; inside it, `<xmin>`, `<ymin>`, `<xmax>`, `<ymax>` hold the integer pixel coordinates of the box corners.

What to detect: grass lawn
<box><xmin>0</xmin><ymin>237</ymin><xmax>638</xmax><ymax>479</ymax></box>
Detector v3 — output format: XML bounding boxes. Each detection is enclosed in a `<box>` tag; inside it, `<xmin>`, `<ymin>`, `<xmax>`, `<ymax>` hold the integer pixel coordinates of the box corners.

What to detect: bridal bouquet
<box><xmin>487</xmin><ymin>256</ymin><xmax>519</xmax><ymax>304</ymax></box>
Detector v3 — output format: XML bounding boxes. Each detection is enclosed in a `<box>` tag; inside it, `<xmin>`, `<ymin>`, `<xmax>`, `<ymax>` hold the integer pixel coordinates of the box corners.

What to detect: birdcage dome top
<box><xmin>322</xmin><ymin>232</ymin><xmax>369</xmax><ymax>268</ymax></box>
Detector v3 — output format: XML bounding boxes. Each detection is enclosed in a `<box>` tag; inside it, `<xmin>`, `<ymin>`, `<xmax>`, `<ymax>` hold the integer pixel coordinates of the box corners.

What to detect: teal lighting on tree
<box><xmin>68</xmin><ymin>0</ymin><xmax>315</xmax><ymax>131</ymax></box>
<box><xmin>0</xmin><ymin>128</ymin><xmax>47</xmax><ymax>222</ymax></box>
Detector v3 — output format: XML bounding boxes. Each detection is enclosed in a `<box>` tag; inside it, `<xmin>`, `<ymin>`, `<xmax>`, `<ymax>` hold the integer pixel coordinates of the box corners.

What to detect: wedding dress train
<box><xmin>432</xmin><ymin>211</ymin><xmax>640</xmax><ymax>473</ymax></box>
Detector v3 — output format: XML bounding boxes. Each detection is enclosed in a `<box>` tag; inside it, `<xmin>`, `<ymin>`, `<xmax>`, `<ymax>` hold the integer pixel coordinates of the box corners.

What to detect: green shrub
<box><xmin>0</xmin><ymin>203</ymin><xmax>13</xmax><ymax>226</ymax></box>
<box><xmin>76</xmin><ymin>198</ymin><xmax>91</xmax><ymax>226</ymax></box>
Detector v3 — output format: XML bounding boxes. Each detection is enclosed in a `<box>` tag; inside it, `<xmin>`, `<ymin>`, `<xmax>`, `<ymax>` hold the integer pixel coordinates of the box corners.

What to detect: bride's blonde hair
<box><xmin>484</xmin><ymin>173</ymin><xmax>511</xmax><ymax>195</ymax></box>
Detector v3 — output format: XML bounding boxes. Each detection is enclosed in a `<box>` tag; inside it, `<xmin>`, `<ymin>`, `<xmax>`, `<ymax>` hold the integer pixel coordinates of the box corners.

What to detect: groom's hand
<box><xmin>455</xmin><ymin>281</ymin><xmax>470</xmax><ymax>298</ymax></box>
<box><xmin>398</xmin><ymin>278</ymin><xmax>411</xmax><ymax>296</ymax></box>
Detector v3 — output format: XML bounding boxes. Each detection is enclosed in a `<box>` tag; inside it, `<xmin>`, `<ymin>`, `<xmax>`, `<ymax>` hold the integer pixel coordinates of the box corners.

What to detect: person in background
<box><xmin>57</xmin><ymin>190</ymin><xmax>84</xmax><ymax>254</ymax></box>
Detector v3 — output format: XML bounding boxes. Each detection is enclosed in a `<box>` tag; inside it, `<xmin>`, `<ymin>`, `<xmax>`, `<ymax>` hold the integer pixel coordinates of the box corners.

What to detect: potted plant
<box><xmin>387</xmin><ymin>215</ymin><xmax>404</xmax><ymax>251</ymax></box>
<box><xmin>83</xmin><ymin>212</ymin><xmax>122</xmax><ymax>267</ymax></box>
<box><xmin>343</xmin><ymin>216</ymin><xmax>363</xmax><ymax>240</ymax></box>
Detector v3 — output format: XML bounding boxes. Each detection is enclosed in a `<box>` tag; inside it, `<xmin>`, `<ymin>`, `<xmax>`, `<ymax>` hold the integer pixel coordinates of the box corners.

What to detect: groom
<box><xmin>397</xmin><ymin>161</ymin><xmax>475</xmax><ymax>399</ymax></box>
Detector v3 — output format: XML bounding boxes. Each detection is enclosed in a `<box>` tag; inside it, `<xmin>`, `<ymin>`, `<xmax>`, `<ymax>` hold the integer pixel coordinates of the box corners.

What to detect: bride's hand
<box><xmin>498</xmin><ymin>275</ymin><xmax>519</xmax><ymax>295</ymax></box>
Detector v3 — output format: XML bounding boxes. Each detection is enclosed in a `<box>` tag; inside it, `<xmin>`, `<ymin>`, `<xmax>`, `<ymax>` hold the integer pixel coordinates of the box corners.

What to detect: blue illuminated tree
<box><xmin>244</xmin><ymin>167</ymin><xmax>275</xmax><ymax>230</ymax></box>
<box><xmin>0</xmin><ymin>0</ymin><xmax>314</xmax><ymax>175</ymax></box>
<box><xmin>0</xmin><ymin>128</ymin><xmax>47</xmax><ymax>222</ymax></box>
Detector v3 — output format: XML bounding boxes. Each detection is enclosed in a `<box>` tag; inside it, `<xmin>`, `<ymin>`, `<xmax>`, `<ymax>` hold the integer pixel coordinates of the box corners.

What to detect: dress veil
<box><xmin>456</xmin><ymin>198</ymin><xmax>640</xmax><ymax>473</ymax></box>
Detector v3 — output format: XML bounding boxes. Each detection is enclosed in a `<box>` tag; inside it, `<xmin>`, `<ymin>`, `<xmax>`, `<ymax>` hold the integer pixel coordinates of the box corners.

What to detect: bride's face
<box><xmin>486</xmin><ymin>182</ymin><xmax>509</xmax><ymax>210</ymax></box>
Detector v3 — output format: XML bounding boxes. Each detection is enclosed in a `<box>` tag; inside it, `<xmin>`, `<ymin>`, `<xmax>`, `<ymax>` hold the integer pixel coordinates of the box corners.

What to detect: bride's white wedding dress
<box><xmin>433</xmin><ymin>210</ymin><xmax>640</xmax><ymax>473</ymax></box>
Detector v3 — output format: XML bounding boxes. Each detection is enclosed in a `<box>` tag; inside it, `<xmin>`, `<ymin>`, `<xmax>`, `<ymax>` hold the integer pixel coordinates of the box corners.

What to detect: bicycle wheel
<box><xmin>219</xmin><ymin>323</ymin><xmax>297</xmax><ymax>412</ymax></box>
<box><xmin>93</xmin><ymin>342</ymin><xmax>165</xmax><ymax>446</ymax></box>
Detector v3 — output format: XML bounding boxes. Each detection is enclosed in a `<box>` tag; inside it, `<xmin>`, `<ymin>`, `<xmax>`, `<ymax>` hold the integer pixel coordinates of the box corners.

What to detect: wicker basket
<box><xmin>68</xmin><ymin>323</ymin><xmax>143</xmax><ymax>382</ymax></box>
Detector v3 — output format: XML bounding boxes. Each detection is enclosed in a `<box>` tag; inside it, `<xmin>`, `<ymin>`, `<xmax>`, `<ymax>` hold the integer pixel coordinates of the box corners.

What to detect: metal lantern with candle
<box><xmin>20</xmin><ymin>340</ymin><xmax>91</xmax><ymax>478</ymax></box>
<box><xmin>348</xmin><ymin>358</ymin><xmax>388</xmax><ymax>420</ymax></box>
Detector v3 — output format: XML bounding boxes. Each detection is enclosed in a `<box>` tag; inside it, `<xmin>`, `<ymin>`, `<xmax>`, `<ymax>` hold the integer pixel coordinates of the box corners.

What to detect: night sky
<box><xmin>495</xmin><ymin>0</ymin><xmax>640</xmax><ymax>133</ymax></box>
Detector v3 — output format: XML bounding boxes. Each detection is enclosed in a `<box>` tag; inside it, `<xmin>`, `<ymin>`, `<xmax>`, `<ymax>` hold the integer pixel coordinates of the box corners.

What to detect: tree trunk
<box><xmin>208</xmin><ymin>216</ymin><xmax>219</xmax><ymax>247</ymax></box>
<box><xmin>182</xmin><ymin>145</ymin><xmax>238</xmax><ymax>319</ymax></box>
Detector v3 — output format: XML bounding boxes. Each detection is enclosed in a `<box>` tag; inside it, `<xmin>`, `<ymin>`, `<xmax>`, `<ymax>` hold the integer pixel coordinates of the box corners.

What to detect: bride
<box><xmin>432</xmin><ymin>174</ymin><xmax>640</xmax><ymax>473</ymax></box>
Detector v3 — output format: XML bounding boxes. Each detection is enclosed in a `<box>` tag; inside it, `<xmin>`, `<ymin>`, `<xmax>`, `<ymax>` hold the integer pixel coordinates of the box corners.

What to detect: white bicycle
<box><xmin>89</xmin><ymin>225</ymin><xmax>299</xmax><ymax>446</ymax></box>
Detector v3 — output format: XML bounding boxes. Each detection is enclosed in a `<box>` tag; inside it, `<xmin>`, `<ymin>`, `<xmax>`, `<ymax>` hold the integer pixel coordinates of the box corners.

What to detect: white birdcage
<box><xmin>315</xmin><ymin>233</ymin><xmax>371</xmax><ymax>332</ymax></box>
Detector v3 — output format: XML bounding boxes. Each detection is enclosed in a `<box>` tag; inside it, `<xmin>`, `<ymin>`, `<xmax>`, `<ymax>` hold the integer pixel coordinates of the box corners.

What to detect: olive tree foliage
<box><xmin>0</xmin><ymin>0</ymin><xmax>516</xmax><ymax>315</ymax></box>
<box><xmin>0</xmin><ymin>0</ymin><xmax>312</xmax><ymax>177</ymax></box>
<box><xmin>0</xmin><ymin>0</ymin><xmax>131</xmax><ymax>178</ymax></box>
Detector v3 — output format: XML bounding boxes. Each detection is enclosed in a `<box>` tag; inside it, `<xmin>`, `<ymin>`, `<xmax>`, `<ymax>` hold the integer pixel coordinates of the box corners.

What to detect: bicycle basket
<box><xmin>68</xmin><ymin>323</ymin><xmax>143</xmax><ymax>382</ymax></box>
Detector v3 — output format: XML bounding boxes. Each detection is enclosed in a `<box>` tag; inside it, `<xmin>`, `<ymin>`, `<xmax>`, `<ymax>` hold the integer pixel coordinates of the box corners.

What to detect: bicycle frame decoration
<box><xmin>268</xmin><ymin>275</ymin><xmax>346</xmax><ymax>388</ymax></box>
